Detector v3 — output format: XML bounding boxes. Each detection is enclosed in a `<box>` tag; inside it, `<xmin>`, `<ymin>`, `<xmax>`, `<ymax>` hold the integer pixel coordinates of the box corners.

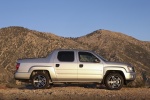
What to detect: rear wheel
<box><xmin>105</xmin><ymin>73</ymin><xmax>124</xmax><ymax>90</ymax></box>
<box><xmin>32</xmin><ymin>72</ymin><xmax>50</xmax><ymax>89</ymax></box>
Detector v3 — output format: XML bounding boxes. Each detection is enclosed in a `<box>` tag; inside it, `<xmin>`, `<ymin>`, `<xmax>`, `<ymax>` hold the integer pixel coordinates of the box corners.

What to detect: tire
<box><xmin>105</xmin><ymin>73</ymin><xmax>124</xmax><ymax>90</ymax></box>
<box><xmin>32</xmin><ymin>72</ymin><xmax>50</xmax><ymax>89</ymax></box>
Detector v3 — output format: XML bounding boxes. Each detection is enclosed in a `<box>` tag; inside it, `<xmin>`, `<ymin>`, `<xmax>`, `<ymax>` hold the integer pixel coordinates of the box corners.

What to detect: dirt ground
<box><xmin>0</xmin><ymin>84</ymin><xmax>150</xmax><ymax>100</ymax></box>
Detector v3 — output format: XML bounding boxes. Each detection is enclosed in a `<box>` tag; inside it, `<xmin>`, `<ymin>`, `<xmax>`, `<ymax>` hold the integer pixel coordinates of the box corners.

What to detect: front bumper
<box><xmin>125</xmin><ymin>72</ymin><xmax>136</xmax><ymax>80</ymax></box>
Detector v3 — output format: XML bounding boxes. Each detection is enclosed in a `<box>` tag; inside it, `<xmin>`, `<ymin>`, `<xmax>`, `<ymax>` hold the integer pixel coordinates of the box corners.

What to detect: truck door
<box><xmin>77</xmin><ymin>52</ymin><xmax>103</xmax><ymax>82</ymax></box>
<box><xmin>54</xmin><ymin>51</ymin><xmax>78</xmax><ymax>82</ymax></box>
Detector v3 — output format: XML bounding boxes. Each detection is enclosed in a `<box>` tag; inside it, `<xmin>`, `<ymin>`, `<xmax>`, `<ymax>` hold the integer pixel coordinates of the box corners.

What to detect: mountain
<box><xmin>0</xmin><ymin>26</ymin><xmax>150</xmax><ymax>87</ymax></box>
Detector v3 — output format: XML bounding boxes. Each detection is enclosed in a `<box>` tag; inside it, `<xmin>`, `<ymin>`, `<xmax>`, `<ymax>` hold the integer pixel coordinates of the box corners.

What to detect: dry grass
<box><xmin>0</xmin><ymin>87</ymin><xmax>150</xmax><ymax>100</ymax></box>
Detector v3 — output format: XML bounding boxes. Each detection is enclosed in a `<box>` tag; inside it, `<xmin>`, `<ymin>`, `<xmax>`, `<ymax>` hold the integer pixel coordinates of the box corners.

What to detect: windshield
<box><xmin>98</xmin><ymin>55</ymin><xmax>108</xmax><ymax>62</ymax></box>
<box><xmin>93</xmin><ymin>52</ymin><xmax>108</xmax><ymax>62</ymax></box>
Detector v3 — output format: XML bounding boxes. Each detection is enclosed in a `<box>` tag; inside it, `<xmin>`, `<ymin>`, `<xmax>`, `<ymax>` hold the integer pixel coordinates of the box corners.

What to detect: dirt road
<box><xmin>0</xmin><ymin>86</ymin><xmax>150</xmax><ymax>100</ymax></box>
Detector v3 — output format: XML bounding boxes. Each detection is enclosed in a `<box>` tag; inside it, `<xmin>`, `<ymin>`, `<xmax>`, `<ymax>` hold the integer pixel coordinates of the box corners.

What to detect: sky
<box><xmin>0</xmin><ymin>0</ymin><xmax>150</xmax><ymax>41</ymax></box>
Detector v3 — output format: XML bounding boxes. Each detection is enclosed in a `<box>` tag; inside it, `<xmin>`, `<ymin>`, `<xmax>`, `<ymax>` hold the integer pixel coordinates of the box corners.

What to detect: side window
<box><xmin>79</xmin><ymin>52</ymin><xmax>100</xmax><ymax>63</ymax></box>
<box><xmin>57</xmin><ymin>51</ymin><xmax>74</xmax><ymax>62</ymax></box>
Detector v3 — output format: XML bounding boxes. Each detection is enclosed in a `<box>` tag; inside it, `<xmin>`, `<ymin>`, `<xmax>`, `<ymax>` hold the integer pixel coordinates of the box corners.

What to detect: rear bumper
<box><xmin>14</xmin><ymin>72</ymin><xmax>31</xmax><ymax>80</ymax></box>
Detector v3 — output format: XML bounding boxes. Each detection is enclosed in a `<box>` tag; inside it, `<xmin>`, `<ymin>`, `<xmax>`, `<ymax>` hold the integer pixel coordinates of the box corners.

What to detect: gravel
<box><xmin>0</xmin><ymin>86</ymin><xmax>150</xmax><ymax>100</ymax></box>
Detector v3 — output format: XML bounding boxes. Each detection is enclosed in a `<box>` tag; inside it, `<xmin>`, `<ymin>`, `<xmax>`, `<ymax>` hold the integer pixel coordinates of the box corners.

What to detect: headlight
<box><xmin>127</xmin><ymin>65</ymin><xmax>135</xmax><ymax>72</ymax></box>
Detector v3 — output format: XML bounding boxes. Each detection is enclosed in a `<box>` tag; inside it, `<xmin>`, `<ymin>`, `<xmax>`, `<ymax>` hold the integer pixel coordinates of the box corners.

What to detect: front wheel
<box><xmin>105</xmin><ymin>73</ymin><xmax>124</xmax><ymax>90</ymax></box>
<box><xmin>32</xmin><ymin>73</ymin><xmax>50</xmax><ymax>89</ymax></box>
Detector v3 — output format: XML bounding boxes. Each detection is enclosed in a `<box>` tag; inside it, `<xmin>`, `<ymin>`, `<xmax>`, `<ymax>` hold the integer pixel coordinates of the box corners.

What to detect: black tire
<box><xmin>32</xmin><ymin>72</ymin><xmax>50</xmax><ymax>89</ymax></box>
<box><xmin>105</xmin><ymin>73</ymin><xmax>124</xmax><ymax>90</ymax></box>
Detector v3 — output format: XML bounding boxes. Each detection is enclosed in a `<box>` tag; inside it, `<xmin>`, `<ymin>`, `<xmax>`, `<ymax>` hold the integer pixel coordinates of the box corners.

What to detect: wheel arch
<box><xmin>30</xmin><ymin>70</ymin><xmax>52</xmax><ymax>82</ymax></box>
<box><xmin>102</xmin><ymin>70</ymin><xmax>126</xmax><ymax>85</ymax></box>
<box><xmin>28</xmin><ymin>66</ymin><xmax>56</xmax><ymax>82</ymax></box>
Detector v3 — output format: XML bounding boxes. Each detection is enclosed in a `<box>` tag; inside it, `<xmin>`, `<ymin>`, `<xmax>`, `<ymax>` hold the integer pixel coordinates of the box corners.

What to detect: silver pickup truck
<box><xmin>14</xmin><ymin>49</ymin><xmax>136</xmax><ymax>90</ymax></box>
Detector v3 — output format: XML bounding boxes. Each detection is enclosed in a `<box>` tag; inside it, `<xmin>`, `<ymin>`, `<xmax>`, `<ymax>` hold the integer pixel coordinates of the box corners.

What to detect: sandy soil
<box><xmin>0</xmin><ymin>85</ymin><xmax>150</xmax><ymax>100</ymax></box>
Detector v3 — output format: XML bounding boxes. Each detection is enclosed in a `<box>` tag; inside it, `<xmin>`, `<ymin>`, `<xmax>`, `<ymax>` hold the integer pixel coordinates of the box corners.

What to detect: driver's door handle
<box><xmin>79</xmin><ymin>64</ymin><xmax>83</xmax><ymax>68</ymax></box>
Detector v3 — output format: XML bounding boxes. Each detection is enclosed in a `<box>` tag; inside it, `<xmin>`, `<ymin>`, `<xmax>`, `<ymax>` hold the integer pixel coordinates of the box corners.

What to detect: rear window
<box><xmin>57</xmin><ymin>51</ymin><xmax>74</xmax><ymax>62</ymax></box>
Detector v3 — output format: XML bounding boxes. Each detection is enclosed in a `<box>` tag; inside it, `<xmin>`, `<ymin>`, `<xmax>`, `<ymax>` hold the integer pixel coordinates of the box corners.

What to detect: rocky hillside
<box><xmin>0</xmin><ymin>26</ymin><xmax>150</xmax><ymax>87</ymax></box>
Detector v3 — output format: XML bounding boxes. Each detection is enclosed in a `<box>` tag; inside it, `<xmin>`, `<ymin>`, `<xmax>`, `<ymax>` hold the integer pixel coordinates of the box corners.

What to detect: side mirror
<box><xmin>95</xmin><ymin>58</ymin><xmax>100</xmax><ymax>63</ymax></box>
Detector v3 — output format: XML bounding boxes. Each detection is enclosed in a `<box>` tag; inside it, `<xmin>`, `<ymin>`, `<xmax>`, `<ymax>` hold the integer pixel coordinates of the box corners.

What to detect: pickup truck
<box><xmin>14</xmin><ymin>49</ymin><xmax>136</xmax><ymax>90</ymax></box>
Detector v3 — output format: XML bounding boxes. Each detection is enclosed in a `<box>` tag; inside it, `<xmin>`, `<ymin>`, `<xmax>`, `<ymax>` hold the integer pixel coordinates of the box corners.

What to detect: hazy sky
<box><xmin>0</xmin><ymin>0</ymin><xmax>150</xmax><ymax>41</ymax></box>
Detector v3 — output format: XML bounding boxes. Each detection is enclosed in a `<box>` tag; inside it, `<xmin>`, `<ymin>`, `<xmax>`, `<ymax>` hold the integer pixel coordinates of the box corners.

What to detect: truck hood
<box><xmin>104</xmin><ymin>61</ymin><xmax>129</xmax><ymax>67</ymax></box>
<box><xmin>18</xmin><ymin>58</ymin><xmax>49</xmax><ymax>63</ymax></box>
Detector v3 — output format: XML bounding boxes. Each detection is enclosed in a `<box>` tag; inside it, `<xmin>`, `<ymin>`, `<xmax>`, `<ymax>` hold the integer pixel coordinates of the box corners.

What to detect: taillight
<box><xmin>16</xmin><ymin>63</ymin><xmax>20</xmax><ymax>71</ymax></box>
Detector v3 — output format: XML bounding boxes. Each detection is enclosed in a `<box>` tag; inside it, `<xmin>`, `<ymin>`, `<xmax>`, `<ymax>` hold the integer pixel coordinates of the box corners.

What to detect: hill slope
<box><xmin>0</xmin><ymin>26</ymin><xmax>150</xmax><ymax>87</ymax></box>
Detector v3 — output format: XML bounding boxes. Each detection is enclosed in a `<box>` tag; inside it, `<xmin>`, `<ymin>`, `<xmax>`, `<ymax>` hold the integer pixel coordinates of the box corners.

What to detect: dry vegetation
<box><xmin>0</xmin><ymin>26</ymin><xmax>150</xmax><ymax>88</ymax></box>
<box><xmin>0</xmin><ymin>86</ymin><xmax>150</xmax><ymax>100</ymax></box>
